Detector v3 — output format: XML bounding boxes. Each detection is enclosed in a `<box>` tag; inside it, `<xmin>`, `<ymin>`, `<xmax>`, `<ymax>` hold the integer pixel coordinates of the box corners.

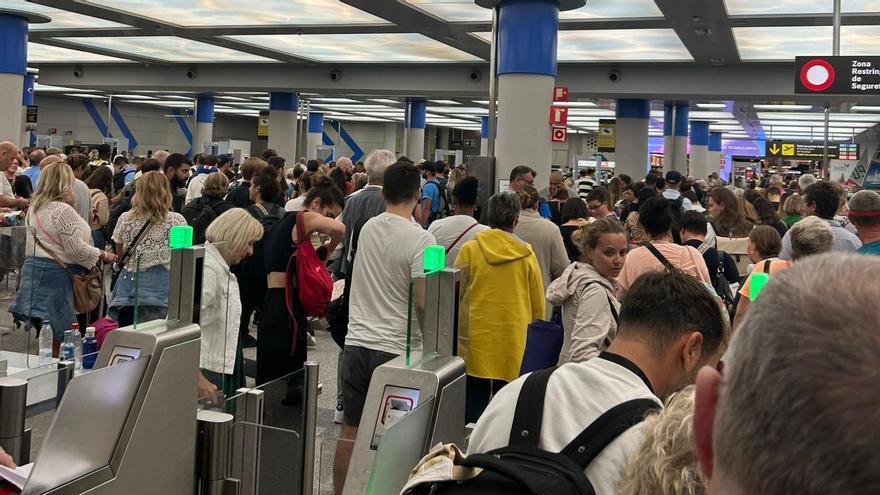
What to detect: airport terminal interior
<box><xmin>1</xmin><ymin>0</ymin><xmax>880</xmax><ymax>494</ymax></box>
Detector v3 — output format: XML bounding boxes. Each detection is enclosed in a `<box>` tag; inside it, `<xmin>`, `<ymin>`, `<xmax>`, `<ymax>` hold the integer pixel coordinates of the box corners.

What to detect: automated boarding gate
<box><xmin>0</xmin><ymin>246</ymin><xmax>320</xmax><ymax>494</ymax></box>
<box><xmin>344</xmin><ymin>269</ymin><xmax>467</xmax><ymax>495</ymax></box>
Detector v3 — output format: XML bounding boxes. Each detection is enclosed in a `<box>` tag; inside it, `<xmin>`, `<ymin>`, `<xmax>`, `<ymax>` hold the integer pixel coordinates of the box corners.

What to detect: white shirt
<box><xmin>428</xmin><ymin>215</ymin><xmax>489</xmax><ymax>267</ymax></box>
<box><xmin>467</xmin><ymin>356</ymin><xmax>661</xmax><ymax>495</ymax></box>
<box><xmin>199</xmin><ymin>243</ymin><xmax>242</xmax><ymax>375</ymax></box>
<box><xmin>73</xmin><ymin>179</ymin><xmax>92</xmax><ymax>222</ymax></box>
<box><xmin>346</xmin><ymin>212</ymin><xmax>436</xmax><ymax>355</ymax></box>
<box><xmin>285</xmin><ymin>196</ymin><xmax>306</xmax><ymax>212</ymax></box>
<box><xmin>185</xmin><ymin>172</ymin><xmax>210</xmax><ymax>204</ymax></box>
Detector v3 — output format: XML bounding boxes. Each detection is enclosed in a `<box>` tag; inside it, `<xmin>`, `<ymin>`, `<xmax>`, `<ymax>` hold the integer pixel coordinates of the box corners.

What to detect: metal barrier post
<box><xmin>0</xmin><ymin>377</ymin><xmax>28</xmax><ymax>464</ymax></box>
<box><xmin>197</xmin><ymin>409</ymin><xmax>238</xmax><ymax>495</ymax></box>
<box><xmin>56</xmin><ymin>360</ymin><xmax>74</xmax><ymax>408</ymax></box>
<box><xmin>302</xmin><ymin>361</ymin><xmax>320</xmax><ymax>495</ymax></box>
<box><xmin>437</xmin><ymin>269</ymin><xmax>460</xmax><ymax>357</ymax></box>
<box><xmin>230</xmin><ymin>388</ymin><xmax>264</xmax><ymax>495</ymax></box>
<box><xmin>168</xmin><ymin>246</ymin><xmax>205</xmax><ymax>323</ymax></box>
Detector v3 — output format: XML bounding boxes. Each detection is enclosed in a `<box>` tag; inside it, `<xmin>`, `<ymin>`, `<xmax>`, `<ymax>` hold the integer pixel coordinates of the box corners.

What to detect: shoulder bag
<box><xmin>31</xmin><ymin>214</ymin><xmax>104</xmax><ymax>314</ymax></box>
<box><xmin>110</xmin><ymin>220</ymin><xmax>153</xmax><ymax>291</ymax></box>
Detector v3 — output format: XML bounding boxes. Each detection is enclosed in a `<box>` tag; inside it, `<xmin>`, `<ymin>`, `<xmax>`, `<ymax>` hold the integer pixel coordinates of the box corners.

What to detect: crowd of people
<box><xmin>2</xmin><ymin>137</ymin><xmax>879</xmax><ymax>493</ymax></box>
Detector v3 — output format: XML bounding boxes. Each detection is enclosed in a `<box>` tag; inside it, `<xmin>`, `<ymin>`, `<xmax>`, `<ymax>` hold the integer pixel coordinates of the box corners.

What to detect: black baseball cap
<box><xmin>218</xmin><ymin>154</ymin><xmax>233</xmax><ymax>166</ymax></box>
<box><xmin>665</xmin><ymin>170</ymin><xmax>683</xmax><ymax>184</ymax></box>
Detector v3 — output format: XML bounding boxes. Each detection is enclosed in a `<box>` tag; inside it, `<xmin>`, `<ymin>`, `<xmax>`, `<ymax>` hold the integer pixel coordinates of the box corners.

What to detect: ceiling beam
<box><xmin>654</xmin><ymin>0</ymin><xmax>741</xmax><ymax>65</ymax></box>
<box><xmin>31</xmin><ymin>38</ymin><xmax>165</xmax><ymax>65</ymax></box>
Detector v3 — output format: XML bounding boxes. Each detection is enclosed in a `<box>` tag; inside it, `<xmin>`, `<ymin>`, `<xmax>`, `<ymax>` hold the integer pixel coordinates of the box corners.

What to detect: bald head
<box><xmin>29</xmin><ymin>148</ymin><xmax>45</xmax><ymax>165</ymax></box>
<box><xmin>0</xmin><ymin>141</ymin><xmax>18</xmax><ymax>172</ymax></box>
<box><xmin>696</xmin><ymin>254</ymin><xmax>880</xmax><ymax>495</ymax></box>
<box><xmin>337</xmin><ymin>156</ymin><xmax>353</xmax><ymax>174</ymax></box>
<box><xmin>152</xmin><ymin>150</ymin><xmax>170</xmax><ymax>166</ymax></box>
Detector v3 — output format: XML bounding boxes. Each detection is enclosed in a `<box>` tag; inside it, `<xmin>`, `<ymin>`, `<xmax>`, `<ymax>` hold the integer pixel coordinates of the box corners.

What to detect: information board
<box><xmin>795</xmin><ymin>56</ymin><xmax>880</xmax><ymax>95</ymax></box>
<box><xmin>765</xmin><ymin>141</ymin><xmax>859</xmax><ymax>160</ymax></box>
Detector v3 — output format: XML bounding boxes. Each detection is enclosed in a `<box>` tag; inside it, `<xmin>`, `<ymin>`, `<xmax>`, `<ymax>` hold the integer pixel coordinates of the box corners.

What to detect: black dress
<box><xmin>256</xmin><ymin>212</ymin><xmax>308</xmax><ymax>403</ymax></box>
<box><xmin>559</xmin><ymin>225</ymin><xmax>581</xmax><ymax>263</ymax></box>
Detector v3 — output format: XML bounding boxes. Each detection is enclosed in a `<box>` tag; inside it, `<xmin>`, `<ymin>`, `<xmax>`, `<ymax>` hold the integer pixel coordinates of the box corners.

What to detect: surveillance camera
<box><xmin>186</xmin><ymin>67</ymin><xmax>198</xmax><ymax>80</ymax></box>
<box><xmin>73</xmin><ymin>67</ymin><xmax>84</xmax><ymax>79</ymax></box>
<box><xmin>608</xmin><ymin>69</ymin><xmax>621</xmax><ymax>82</ymax></box>
<box><xmin>330</xmin><ymin>69</ymin><xmax>342</xmax><ymax>82</ymax></box>
<box><xmin>469</xmin><ymin>70</ymin><xmax>483</xmax><ymax>82</ymax></box>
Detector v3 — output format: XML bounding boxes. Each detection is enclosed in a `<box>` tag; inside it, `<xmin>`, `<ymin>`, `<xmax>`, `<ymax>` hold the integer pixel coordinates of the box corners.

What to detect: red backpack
<box><xmin>286</xmin><ymin>210</ymin><xmax>333</xmax><ymax>318</ymax></box>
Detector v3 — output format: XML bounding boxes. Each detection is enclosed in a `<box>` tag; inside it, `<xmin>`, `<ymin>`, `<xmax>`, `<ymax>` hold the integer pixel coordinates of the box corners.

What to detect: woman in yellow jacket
<box><xmin>455</xmin><ymin>191</ymin><xmax>545</xmax><ymax>423</ymax></box>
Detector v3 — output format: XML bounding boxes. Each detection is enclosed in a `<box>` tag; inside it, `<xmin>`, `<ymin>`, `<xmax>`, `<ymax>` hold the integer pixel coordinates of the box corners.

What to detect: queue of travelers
<box><xmin>2</xmin><ymin>137</ymin><xmax>879</xmax><ymax>494</ymax></box>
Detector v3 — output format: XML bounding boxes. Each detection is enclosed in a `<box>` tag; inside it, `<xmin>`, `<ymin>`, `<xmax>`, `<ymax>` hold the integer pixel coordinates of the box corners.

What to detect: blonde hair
<box><xmin>205</xmin><ymin>209</ymin><xmax>263</xmax><ymax>263</ymax></box>
<box><xmin>201</xmin><ymin>172</ymin><xmax>229</xmax><ymax>199</ymax></box>
<box><xmin>31</xmin><ymin>161</ymin><xmax>74</xmax><ymax>212</ymax></box>
<box><xmin>572</xmin><ymin>217</ymin><xmax>625</xmax><ymax>257</ymax></box>
<box><xmin>131</xmin><ymin>171</ymin><xmax>172</xmax><ymax>224</ymax></box>
<box><xmin>618</xmin><ymin>386</ymin><xmax>706</xmax><ymax>495</ymax></box>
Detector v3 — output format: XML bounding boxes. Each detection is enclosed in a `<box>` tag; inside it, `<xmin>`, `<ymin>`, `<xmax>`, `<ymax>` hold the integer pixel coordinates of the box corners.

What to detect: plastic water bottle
<box><xmin>38</xmin><ymin>319</ymin><xmax>53</xmax><ymax>366</ymax></box>
<box><xmin>82</xmin><ymin>326</ymin><xmax>98</xmax><ymax>369</ymax></box>
<box><xmin>60</xmin><ymin>329</ymin><xmax>76</xmax><ymax>363</ymax></box>
<box><xmin>72</xmin><ymin>323</ymin><xmax>82</xmax><ymax>370</ymax></box>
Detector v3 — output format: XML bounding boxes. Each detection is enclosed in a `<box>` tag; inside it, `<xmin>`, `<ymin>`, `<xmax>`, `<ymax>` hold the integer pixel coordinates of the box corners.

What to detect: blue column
<box><xmin>21</xmin><ymin>73</ymin><xmax>35</xmax><ymax>146</ymax></box>
<box><xmin>689</xmin><ymin>120</ymin><xmax>710</xmax><ymax>179</ymax></box>
<box><xmin>194</xmin><ymin>94</ymin><xmax>214</xmax><ymax>155</ymax></box>
<box><xmin>268</xmin><ymin>92</ymin><xmax>298</xmax><ymax>161</ymax></box>
<box><xmin>480</xmin><ymin>115</ymin><xmax>490</xmax><ymax>155</ymax></box>
<box><xmin>0</xmin><ymin>13</ymin><xmax>29</xmax><ymax>143</ymax></box>
<box><xmin>708</xmin><ymin>131</ymin><xmax>723</xmax><ymax>179</ymax></box>
<box><xmin>615</xmin><ymin>99</ymin><xmax>651</xmax><ymax>180</ymax></box>
<box><xmin>672</xmin><ymin>103</ymin><xmax>690</xmax><ymax>173</ymax></box>
<box><xmin>406</xmin><ymin>98</ymin><xmax>427</xmax><ymax>160</ymax></box>
<box><xmin>491</xmin><ymin>0</ymin><xmax>564</xmax><ymax>191</ymax></box>
<box><xmin>307</xmin><ymin>111</ymin><xmax>324</xmax><ymax>160</ymax></box>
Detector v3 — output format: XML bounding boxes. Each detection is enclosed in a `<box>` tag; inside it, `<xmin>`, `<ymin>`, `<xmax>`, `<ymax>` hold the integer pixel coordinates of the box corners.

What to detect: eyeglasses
<box><xmin>587</xmin><ymin>203</ymin><xmax>603</xmax><ymax>211</ymax></box>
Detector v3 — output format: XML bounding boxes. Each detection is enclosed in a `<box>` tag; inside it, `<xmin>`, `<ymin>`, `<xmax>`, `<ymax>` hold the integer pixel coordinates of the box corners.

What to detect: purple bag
<box><xmin>519</xmin><ymin>319</ymin><xmax>563</xmax><ymax>376</ymax></box>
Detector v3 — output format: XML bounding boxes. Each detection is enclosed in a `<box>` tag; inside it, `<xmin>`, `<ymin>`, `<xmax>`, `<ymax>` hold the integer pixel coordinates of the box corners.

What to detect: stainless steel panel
<box><xmin>302</xmin><ymin>361</ymin><xmax>319</xmax><ymax>495</ymax></box>
<box><xmin>198</xmin><ymin>409</ymin><xmax>234</xmax><ymax>494</ymax></box>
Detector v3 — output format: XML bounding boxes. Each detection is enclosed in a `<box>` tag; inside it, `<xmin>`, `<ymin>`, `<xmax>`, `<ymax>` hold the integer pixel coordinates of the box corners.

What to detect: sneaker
<box><xmin>333</xmin><ymin>405</ymin><xmax>344</xmax><ymax>424</ymax></box>
<box><xmin>241</xmin><ymin>334</ymin><xmax>258</xmax><ymax>348</ymax></box>
<box><xmin>307</xmin><ymin>333</ymin><xmax>317</xmax><ymax>347</ymax></box>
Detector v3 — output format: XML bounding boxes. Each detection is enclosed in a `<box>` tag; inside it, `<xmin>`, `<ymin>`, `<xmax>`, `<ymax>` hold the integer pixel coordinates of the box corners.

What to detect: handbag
<box><xmin>110</xmin><ymin>220</ymin><xmax>153</xmax><ymax>291</ymax></box>
<box><xmin>30</xmin><ymin>217</ymin><xmax>103</xmax><ymax>314</ymax></box>
<box><xmin>519</xmin><ymin>319</ymin><xmax>563</xmax><ymax>376</ymax></box>
<box><xmin>287</xmin><ymin>210</ymin><xmax>333</xmax><ymax>319</ymax></box>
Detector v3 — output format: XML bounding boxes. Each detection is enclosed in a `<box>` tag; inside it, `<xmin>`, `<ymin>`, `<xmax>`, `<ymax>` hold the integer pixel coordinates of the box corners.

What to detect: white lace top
<box><xmin>27</xmin><ymin>201</ymin><xmax>101</xmax><ymax>268</ymax></box>
<box><xmin>112</xmin><ymin>210</ymin><xmax>187</xmax><ymax>271</ymax></box>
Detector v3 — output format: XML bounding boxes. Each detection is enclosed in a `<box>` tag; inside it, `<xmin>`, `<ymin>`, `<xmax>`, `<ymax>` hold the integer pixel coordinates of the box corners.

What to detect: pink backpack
<box><xmin>286</xmin><ymin>210</ymin><xmax>333</xmax><ymax>318</ymax></box>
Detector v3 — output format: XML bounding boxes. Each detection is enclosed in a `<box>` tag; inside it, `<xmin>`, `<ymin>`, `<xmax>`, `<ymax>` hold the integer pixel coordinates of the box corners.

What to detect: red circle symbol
<box><xmin>800</xmin><ymin>59</ymin><xmax>835</xmax><ymax>92</ymax></box>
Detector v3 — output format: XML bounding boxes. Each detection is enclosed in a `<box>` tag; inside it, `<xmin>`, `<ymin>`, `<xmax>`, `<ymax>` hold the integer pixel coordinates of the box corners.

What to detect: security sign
<box><xmin>549</xmin><ymin>106</ymin><xmax>568</xmax><ymax>127</ymax></box>
<box><xmin>551</xmin><ymin>127</ymin><xmax>567</xmax><ymax>143</ymax></box>
<box><xmin>795</xmin><ymin>56</ymin><xmax>880</xmax><ymax>94</ymax></box>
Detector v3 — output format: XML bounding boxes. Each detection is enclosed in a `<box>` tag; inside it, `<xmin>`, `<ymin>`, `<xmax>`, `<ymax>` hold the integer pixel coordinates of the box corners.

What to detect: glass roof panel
<box><xmin>841</xmin><ymin>25</ymin><xmax>880</xmax><ymax>55</ymax></box>
<box><xmin>557</xmin><ymin>29</ymin><xmax>691</xmax><ymax>62</ymax></box>
<box><xmin>727</xmin><ymin>0</ymin><xmax>880</xmax><ymax>15</ymax></box>
<box><xmin>80</xmin><ymin>0</ymin><xmax>386</xmax><ymax>26</ymax></box>
<box><xmin>405</xmin><ymin>0</ymin><xmax>662</xmax><ymax>22</ymax></box>
<box><xmin>733</xmin><ymin>26</ymin><xmax>831</xmax><ymax>60</ymax></box>
<box><xmin>226</xmin><ymin>34</ymin><xmax>480</xmax><ymax>62</ymax></box>
<box><xmin>55</xmin><ymin>36</ymin><xmax>275</xmax><ymax>62</ymax></box>
<box><xmin>476</xmin><ymin>30</ymin><xmax>690</xmax><ymax>61</ymax></box>
<box><xmin>0</xmin><ymin>0</ymin><xmax>128</xmax><ymax>29</ymax></box>
<box><xmin>563</xmin><ymin>0</ymin><xmax>664</xmax><ymax>19</ymax></box>
<box><xmin>27</xmin><ymin>42</ymin><xmax>129</xmax><ymax>63</ymax></box>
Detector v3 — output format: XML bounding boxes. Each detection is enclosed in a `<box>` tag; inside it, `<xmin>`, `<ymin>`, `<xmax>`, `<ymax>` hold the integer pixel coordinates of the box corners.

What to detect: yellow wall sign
<box><xmin>597</xmin><ymin>120</ymin><xmax>616</xmax><ymax>152</ymax></box>
<box><xmin>258</xmin><ymin>111</ymin><xmax>269</xmax><ymax>137</ymax></box>
<box><xmin>782</xmin><ymin>143</ymin><xmax>795</xmax><ymax>156</ymax></box>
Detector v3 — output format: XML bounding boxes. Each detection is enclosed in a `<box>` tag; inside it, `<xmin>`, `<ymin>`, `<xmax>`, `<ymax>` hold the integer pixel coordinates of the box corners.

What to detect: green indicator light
<box><xmin>423</xmin><ymin>245</ymin><xmax>446</xmax><ymax>273</ymax></box>
<box><xmin>169</xmin><ymin>225</ymin><xmax>193</xmax><ymax>249</ymax></box>
<box><xmin>749</xmin><ymin>272</ymin><xmax>770</xmax><ymax>300</ymax></box>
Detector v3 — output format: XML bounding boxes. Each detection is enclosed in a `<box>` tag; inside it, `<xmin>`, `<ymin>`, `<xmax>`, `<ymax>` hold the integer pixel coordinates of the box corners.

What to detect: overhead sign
<box><xmin>795</xmin><ymin>56</ymin><xmax>880</xmax><ymax>94</ymax></box>
<box><xmin>257</xmin><ymin>111</ymin><xmax>269</xmax><ymax>137</ymax></box>
<box><xmin>551</xmin><ymin>127</ymin><xmax>567</xmax><ymax>143</ymax></box>
<box><xmin>553</xmin><ymin>86</ymin><xmax>569</xmax><ymax>102</ymax></box>
<box><xmin>25</xmin><ymin>105</ymin><xmax>37</xmax><ymax>132</ymax></box>
<box><xmin>549</xmin><ymin>107</ymin><xmax>568</xmax><ymax>127</ymax></box>
<box><xmin>597</xmin><ymin>120</ymin><xmax>615</xmax><ymax>152</ymax></box>
<box><xmin>765</xmin><ymin>140</ymin><xmax>859</xmax><ymax>160</ymax></box>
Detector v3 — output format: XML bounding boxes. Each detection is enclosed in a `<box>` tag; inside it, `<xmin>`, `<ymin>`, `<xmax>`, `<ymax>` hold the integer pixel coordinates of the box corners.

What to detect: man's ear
<box><xmin>681</xmin><ymin>331</ymin><xmax>704</xmax><ymax>373</ymax></box>
<box><xmin>694</xmin><ymin>365</ymin><xmax>723</xmax><ymax>480</ymax></box>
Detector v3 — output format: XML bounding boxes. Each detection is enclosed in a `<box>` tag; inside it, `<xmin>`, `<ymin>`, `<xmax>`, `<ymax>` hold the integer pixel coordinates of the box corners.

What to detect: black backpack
<box><xmin>325</xmin><ymin>216</ymin><xmax>369</xmax><ymax>349</ymax></box>
<box><xmin>427</xmin><ymin>181</ymin><xmax>452</xmax><ymax>222</ymax></box>
<box><xmin>431</xmin><ymin>367</ymin><xmax>660</xmax><ymax>495</ymax></box>
<box><xmin>712</xmin><ymin>249</ymin><xmax>736</xmax><ymax>312</ymax></box>
<box><xmin>182</xmin><ymin>197</ymin><xmax>218</xmax><ymax>245</ymax></box>
<box><xmin>112</xmin><ymin>168</ymin><xmax>135</xmax><ymax>196</ymax></box>
<box><xmin>239</xmin><ymin>203</ymin><xmax>284</xmax><ymax>276</ymax></box>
